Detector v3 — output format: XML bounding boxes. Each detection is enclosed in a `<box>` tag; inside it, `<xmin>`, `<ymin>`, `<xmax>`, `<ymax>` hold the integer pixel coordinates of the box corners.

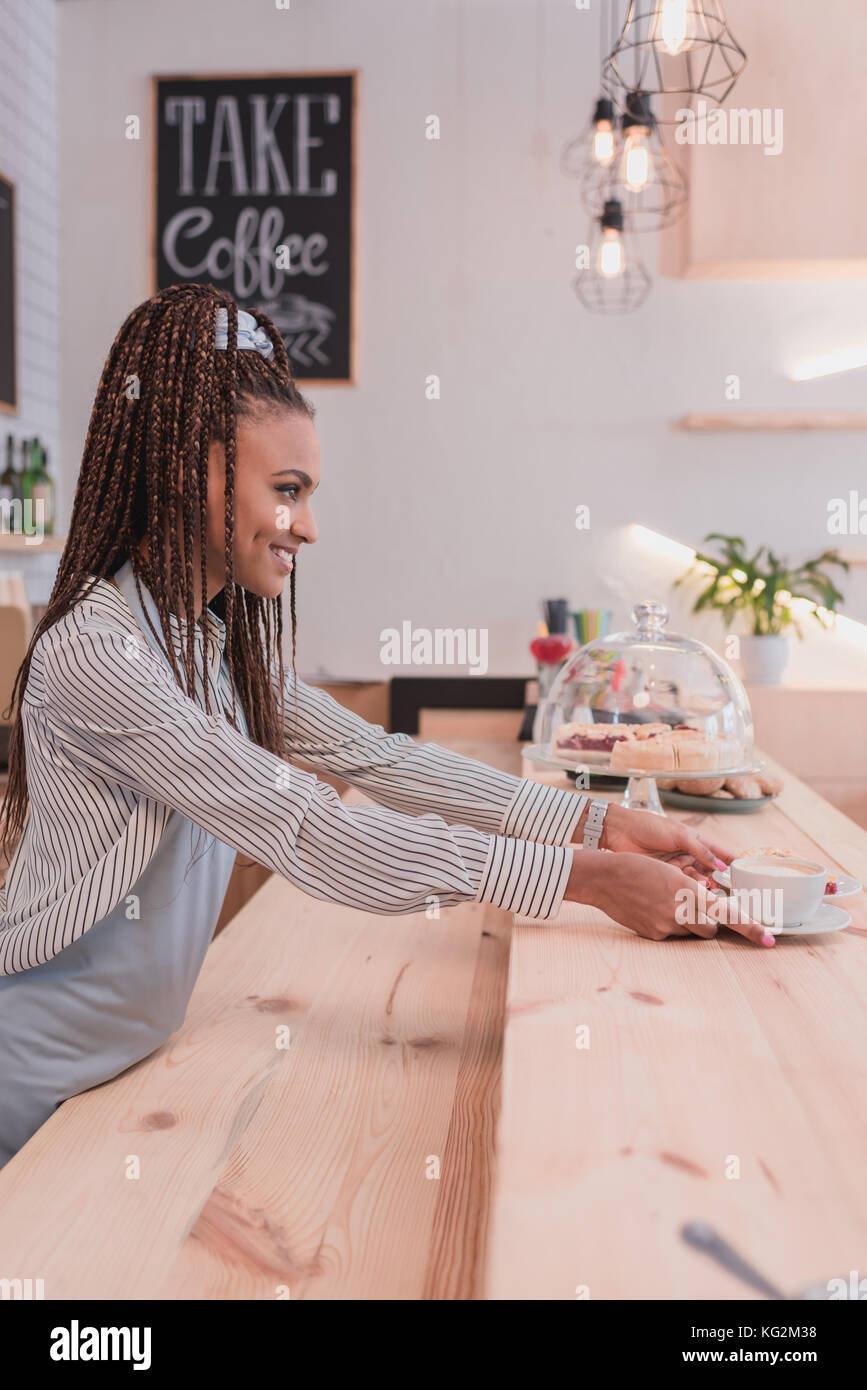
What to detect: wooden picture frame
<box><xmin>0</xmin><ymin>171</ymin><xmax>17</xmax><ymax>414</ymax></box>
<box><xmin>150</xmin><ymin>71</ymin><xmax>357</xmax><ymax>387</ymax></box>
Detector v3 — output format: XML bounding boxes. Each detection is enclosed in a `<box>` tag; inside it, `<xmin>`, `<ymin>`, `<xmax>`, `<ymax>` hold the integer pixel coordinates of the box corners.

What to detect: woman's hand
<box><xmin>573</xmin><ymin>801</ymin><xmax>734</xmax><ymax>886</ymax></box>
<box><xmin>565</xmin><ymin>850</ymin><xmax>775</xmax><ymax>947</ymax></box>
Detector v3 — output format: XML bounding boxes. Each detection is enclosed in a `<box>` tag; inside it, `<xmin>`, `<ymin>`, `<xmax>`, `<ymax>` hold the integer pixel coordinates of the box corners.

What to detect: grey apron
<box><xmin>0</xmin><ymin>563</ymin><xmax>246</xmax><ymax>1168</ymax></box>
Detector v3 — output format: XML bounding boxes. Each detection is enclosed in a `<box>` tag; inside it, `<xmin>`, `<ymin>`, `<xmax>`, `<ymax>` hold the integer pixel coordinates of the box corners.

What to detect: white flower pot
<box><xmin>739</xmin><ymin>634</ymin><xmax>789</xmax><ymax>686</ymax></box>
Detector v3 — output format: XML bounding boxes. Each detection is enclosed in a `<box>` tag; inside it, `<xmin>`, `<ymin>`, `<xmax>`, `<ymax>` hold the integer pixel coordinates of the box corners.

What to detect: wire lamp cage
<box><xmin>573</xmin><ymin>198</ymin><xmax>653</xmax><ymax>314</ymax></box>
<box><xmin>577</xmin><ymin>88</ymin><xmax>689</xmax><ymax>232</ymax></box>
<box><xmin>602</xmin><ymin>1</ymin><xmax>748</xmax><ymax>119</ymax></box>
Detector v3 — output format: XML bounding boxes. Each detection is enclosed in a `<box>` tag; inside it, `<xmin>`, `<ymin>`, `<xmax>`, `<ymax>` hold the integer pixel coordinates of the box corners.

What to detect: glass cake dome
<box><xmin>534</xmin><ymin>599</ymin><xmax>759</xmax><ymax>813</ymax></box>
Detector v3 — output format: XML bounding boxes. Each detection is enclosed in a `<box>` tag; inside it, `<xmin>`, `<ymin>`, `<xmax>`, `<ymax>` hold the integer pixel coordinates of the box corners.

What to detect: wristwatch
<box><xmin>582</xmin><ymin>798</ymin><xmax>609</xmax><ymax>851</ymax></box>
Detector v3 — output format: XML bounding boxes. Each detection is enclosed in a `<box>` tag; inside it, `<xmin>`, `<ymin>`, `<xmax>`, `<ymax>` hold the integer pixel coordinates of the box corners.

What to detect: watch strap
<box><xmin>582</xmin><ymin>798</ymin><xmax>609</xmax><ymax>851</ymax></box>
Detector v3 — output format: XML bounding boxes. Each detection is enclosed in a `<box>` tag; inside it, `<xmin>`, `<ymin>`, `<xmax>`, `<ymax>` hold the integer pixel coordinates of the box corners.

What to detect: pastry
<box><xmin>556</xmin><ymin>720</ymin><xmax>744</xmax><ymax>774</ymax></box>
<box><xmin>615</xmin><ymin>728</ymin><xmax>737</xmax><ymax>773</ymax></box>
<box><xmin>756</xmin><ymin>774</ymin><xmax>784</xmax><ymax>796</ymax></box>
<box><xmin>677</xmin><ymin>777</ymin><xmax>725</xmax><ymax>796</ymax></box>
<box><xmin>709</xmin><ymin>788</ymin><xmax>735</xmax><ymax>799</ymax></box>
<box><xmin>611</xmin><ymin>733</ymin><xmax>676</xmax><ymax>771</ymax></box>
<box><xmin>724</xmin><ymin>776</ymin><xmax>764</xmax><ymax>799</ymax></box>
<box><xmin>553</xmin><ymin>721</ymin><xmax>632</xmax><ymax>761</ymax></box>
<box><xmin>682</xmin><ymin>733</ymin><xmax>743</xmax><ymax>770</ymax></box>
<box><xmin>675</xmin><ymin>736</ymin><xmax>719</xmax><ymax>771</ymax></box>
<box><xmin>743</xmin><ymin>846</ymin><xmax>794</xmax><ymax>858</ymax></box>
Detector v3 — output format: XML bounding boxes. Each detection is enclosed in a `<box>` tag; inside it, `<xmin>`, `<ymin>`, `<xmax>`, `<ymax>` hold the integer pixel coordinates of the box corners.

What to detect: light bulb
<box><xmin>623</xmin><ymin>132</ymin><xmax>654</xmax><ymax>192</ymax></box>
<box><xmin>652</xmin><ymin>0</ymin><xmax>697</xmax><ymax>56</ymax></box>
<box><xmin>593</xmin><ymin>122</ymin><xmax>616</xmax><ymax>165</ymax></box>
<box><xmin>598</xmin><ymin>230</ymin><xmax>624</xmax><ymax>278</ymax></box>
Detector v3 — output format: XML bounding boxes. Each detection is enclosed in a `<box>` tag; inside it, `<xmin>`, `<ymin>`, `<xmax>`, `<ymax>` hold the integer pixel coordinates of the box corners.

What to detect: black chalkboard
<box><xmin>153</xmin><ymin>73</ymin><xmax>355</xmax><ymax>383</ymax></box>
<box><xmin>0</xmin><ymin>172</ymin><xmax>16</xmax><ymax>412</ymax></box>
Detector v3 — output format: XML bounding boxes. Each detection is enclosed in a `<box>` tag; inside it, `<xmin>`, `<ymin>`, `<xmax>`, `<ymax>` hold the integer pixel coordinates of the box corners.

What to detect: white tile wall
<box><xmin>0</xmin><ymin>0</ymin><xmax>60</xmax><ymax>597</ymax></box>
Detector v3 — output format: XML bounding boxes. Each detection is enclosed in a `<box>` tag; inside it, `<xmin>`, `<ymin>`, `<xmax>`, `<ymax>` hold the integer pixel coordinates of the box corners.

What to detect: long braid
<box><xmin>0</xmin><ymin>283</ymin><xmax>315</xmax><ymax>880</ymax></box>
<box><xmin>222</xmin><ymin>299</ymin><xmax>240</xmax><ymax>733</ymax></box>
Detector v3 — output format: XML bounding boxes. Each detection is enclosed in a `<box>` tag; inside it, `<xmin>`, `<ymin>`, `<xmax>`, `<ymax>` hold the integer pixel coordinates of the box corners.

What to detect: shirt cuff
<box><xmin>499</xmin><ymin>778</ymin><xmax>588</xmax><ymax>847</ymax></box>
<box><xmin>472</xmin><ymin>836</ymin><xmax>574</xmax><ymax>920</ymax></box>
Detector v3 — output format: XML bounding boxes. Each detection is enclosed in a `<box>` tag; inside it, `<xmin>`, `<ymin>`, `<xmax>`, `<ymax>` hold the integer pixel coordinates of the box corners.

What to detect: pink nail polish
<box><xmin>714</xmin><ymin>858</ymin><xmax>727</xmax><ymax>871</ymax></box>
<box><xmin>761</xmin><ymin>932</ymin><xmax>776</xmax><ymax>947</ymax></box>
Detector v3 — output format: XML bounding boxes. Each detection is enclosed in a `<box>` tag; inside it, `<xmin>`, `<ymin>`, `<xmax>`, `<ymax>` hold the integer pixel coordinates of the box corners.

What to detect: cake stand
<box><xmin>522</xmin><ymin>744</ymin><xmax>766</xmax><ymax>816</ymax></box>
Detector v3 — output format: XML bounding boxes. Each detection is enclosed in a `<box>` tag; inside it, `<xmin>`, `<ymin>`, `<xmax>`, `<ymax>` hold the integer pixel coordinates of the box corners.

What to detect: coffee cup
<box><xmin>729</xmin><ymin>856</ymin><xmax>827</xmax><ymax>930</ymax></box>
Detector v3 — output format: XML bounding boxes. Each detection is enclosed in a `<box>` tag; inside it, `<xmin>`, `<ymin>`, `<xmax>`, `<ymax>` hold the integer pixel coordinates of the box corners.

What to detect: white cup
<box><xmin>729</xmin><ymin>856</ymin><xmax>826</xmax><ymax>930</ymax></box>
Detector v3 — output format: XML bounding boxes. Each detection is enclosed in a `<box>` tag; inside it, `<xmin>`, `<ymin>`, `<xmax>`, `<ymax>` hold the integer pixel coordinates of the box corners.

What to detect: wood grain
<box><xmin>483</xmin><ymin>751</ymin><xmax>867</xmax><ymax>1300</ymax></box>
<box><xmin>0</xmin><ymin>775</ymin><xmax>513</xmax><ymax>1300</ymax></box>
<box><xmin>3</xmin><ymin>737</ymin><xmax>864</xmax><ymax>1300</ymax></box>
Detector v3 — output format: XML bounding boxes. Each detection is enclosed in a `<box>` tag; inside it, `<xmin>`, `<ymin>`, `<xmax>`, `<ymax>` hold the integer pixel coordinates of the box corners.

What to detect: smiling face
<box><xmin>204</xmin><ymin>406</ymin><xmax>320</xmax><ymax>605</ymax></box>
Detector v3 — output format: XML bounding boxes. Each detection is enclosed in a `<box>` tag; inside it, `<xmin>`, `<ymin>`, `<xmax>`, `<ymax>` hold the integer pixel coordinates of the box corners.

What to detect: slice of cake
<box><xmin>670</xmin><ymin>728</ymin><xmax>744</xmax><ymax>771</ymax></box>
<box><xmin>610</xmin><ymin>731</ymin><xmax>676</xmax><ymax>771</ymax></box>
<box><xmin>673</xmin><ymin>729</ymin><xmax>717</xmax><ymax>771</ymax></box>
<box><xmin>553</xmin><ymin>722</ymin><xmax>633</xmax><ymax>762</ymax></box>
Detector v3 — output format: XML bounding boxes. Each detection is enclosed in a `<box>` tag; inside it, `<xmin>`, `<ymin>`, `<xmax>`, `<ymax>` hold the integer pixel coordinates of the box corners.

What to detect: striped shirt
<box><xmin>0</xmin><ymin>565</ymin><xmax>584</xmax><ymax>976</ymax></box>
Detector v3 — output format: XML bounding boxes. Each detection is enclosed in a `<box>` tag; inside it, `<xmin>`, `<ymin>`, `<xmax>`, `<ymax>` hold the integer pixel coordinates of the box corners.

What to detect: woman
<box><xmin>0</xmin><ymin>283</ymin><xmax>771</xmax><ymax>1169</ymax></box>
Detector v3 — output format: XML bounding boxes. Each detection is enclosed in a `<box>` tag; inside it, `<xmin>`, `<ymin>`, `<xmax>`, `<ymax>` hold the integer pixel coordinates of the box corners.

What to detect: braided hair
<box><xmin>0</xmin><ymin>282</ymin><xmax>314</xmax><ymax>877</ymax></box>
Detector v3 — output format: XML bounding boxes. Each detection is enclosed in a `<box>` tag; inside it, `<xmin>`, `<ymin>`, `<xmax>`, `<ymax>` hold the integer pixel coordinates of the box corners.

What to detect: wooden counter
<box><xmin>485</xmin><ymin>752</ymin><xmax>867</xmax><ymax>1301</ymax></box>
<box><xmin>0</xmin><ymin>741</ymin><xmax>865</xmax><ymax>1300</ymax></box>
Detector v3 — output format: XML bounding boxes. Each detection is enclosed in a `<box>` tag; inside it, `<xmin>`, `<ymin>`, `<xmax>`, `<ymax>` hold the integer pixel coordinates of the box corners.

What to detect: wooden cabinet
<box><xmin>660</xmin><ymin>0</ymin><xmax>867</xmax><ymax>279</ymax></box>
<box><xmin>746</xmin><ymin>686</ymin><xmax>867</xmax><ymax>829</ymax></box>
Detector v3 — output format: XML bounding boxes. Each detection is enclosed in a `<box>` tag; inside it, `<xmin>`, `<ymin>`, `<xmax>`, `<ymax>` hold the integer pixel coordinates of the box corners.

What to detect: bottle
<box><xmin>18</xmin><ymin>438</ymin><xmax>29</xmax><ymax>502</ymax></box>
<box><xmin>30</xmin><ymin>443</ymin><xmax>55</xmax><ymax>536</ymax></box>
<box><xmin>1</xmin><ymin>434</ymin><xmax>16</xmax><ymax>508</ymax></box>
<box><xmin>20</xmin><ymin>437</ymin><xmax>43</xmax><ymax>536</ymax></box>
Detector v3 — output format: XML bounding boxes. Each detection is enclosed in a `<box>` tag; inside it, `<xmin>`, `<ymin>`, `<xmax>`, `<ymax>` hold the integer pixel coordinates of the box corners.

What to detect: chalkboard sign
<box><xmin>153</xmin><ymin>73</ymin><xmax>355</xmax><ymax>384</ymax></box>
<box><xmin>0</xmin><ymin>172</ymin><xmax>16</xmax><ymax>413</ymax></box>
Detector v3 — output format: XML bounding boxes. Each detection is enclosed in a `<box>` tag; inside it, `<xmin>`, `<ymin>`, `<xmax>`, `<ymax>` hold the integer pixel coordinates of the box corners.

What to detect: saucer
<box><xmin>712</xmin><ymin>868</ymin><xmax>862</xmax><ymax>902</ymax></box>
<box><xmin>761</xmin><ymin>903</ymin><xmax>851</xmax><ymax>936</ymax></box>
<box><xmin>709</xmin><ymin>878</ymin><xmax>852</xmax><ymax>935</ymax></box>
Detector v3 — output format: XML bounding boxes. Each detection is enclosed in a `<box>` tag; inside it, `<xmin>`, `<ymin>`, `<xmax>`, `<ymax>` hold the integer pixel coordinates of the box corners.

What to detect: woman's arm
<box><xmin>5</xmin><ymin>624</ymin><xmax>575</xmax><ymax>974</ymax></box>
<box><xmin>270</xmin><ymin>667</ymin><xmax>588</xmax><ymax>846</ymax></box>
<box><xmin>268</xmin><ymin>669</ymin><xmax>739</xmax><ymax>881</ymax></box>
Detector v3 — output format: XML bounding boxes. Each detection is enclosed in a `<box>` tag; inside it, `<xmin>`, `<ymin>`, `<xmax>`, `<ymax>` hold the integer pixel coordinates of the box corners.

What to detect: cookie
<box><xmin>677</xmin><ymin>777</ymin><xmax>725</xmax><ymax>796</ymax></box>
<box><xmin>724</xmin><ymin>777</ymin><xmax>764</xmax><ymax>799</ymax></box>
<box><xmin>756</xmin><ymin>774</ymin><xmax>783</xmax><ymax>797</ymax></box>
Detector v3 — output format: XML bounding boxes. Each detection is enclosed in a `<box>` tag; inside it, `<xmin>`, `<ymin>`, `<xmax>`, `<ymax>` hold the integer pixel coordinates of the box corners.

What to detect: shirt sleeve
<box><xmin>270</xmin><ymin>668</ymin><xmax>588</xmax><ymax>847</ymax></box>
<box><xmin>37</xmin><ymin>624</ymin><xmax>575</xmax><ymax>921</ymax></box>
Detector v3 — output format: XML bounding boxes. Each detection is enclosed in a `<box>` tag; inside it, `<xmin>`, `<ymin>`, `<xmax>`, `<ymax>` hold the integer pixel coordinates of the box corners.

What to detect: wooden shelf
<box><xmin>675</xmin><ymin>412</ymin><xmax>867</xmax><ymax>432</ymax></box>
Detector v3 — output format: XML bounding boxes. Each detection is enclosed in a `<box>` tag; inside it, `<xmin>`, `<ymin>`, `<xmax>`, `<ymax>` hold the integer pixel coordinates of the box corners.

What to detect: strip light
<box><xmin>788</xmin><ymin>349</ymin><xmax>867</xmax><ymax>383</ymax></box>
<box><xmin>629</xmin><ymin>523</ymin><xmax>697</xmax><ymax>567</ymax></box>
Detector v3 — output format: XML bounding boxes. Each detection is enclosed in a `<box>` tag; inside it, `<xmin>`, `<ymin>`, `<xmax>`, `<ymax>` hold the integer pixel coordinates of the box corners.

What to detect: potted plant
<box><xmin>675</xmin><ymin>534</ymin><xmax>849</xmax><ymax>685</ymax></box>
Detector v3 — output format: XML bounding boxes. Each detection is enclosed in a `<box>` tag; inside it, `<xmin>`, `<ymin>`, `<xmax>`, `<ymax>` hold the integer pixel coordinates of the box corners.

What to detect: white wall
<box><xmin>55</xmin><ymin>0</ymin><xmax>867</xmax><ymax>685</ymax></box>
<box><xmin>0</xmin><ymin>0</ymin><xmax>59</xmax><ymax>508</ymax></box>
